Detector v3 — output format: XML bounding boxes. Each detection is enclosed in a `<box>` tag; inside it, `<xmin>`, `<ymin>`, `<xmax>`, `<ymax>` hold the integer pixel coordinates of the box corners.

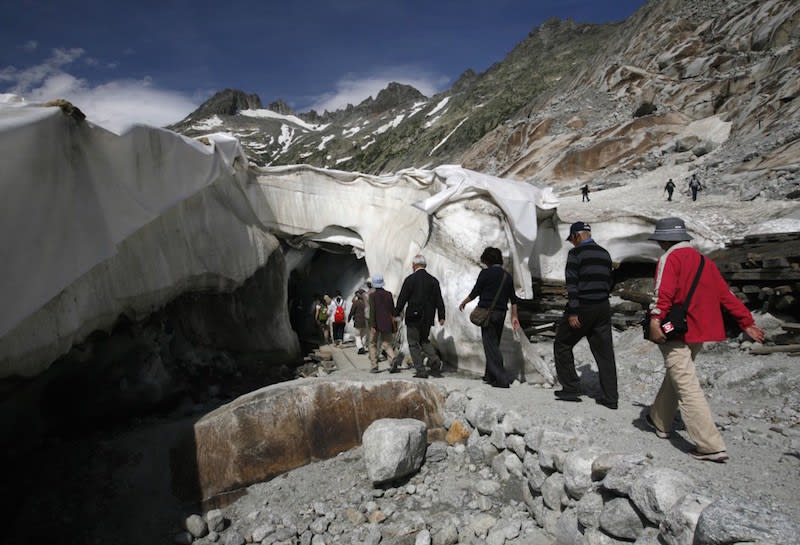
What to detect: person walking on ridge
<box><xmin>643</xmin><ymin>217</ymin><xmax>765</xmax><ymax>463</ymax></box>
<box><xmin>664</xmin><ymin>178</ymin><xmax>676</xmax><ymax>201</ymax></box>
<box><xmin>580</xmin><ymin>184</ymin><xmax>590</xmax><ymax>202</ymax></box>
<box><xmin>688</xmin><ymin>174</ymin><xmax>702</xmax><ymax>202</ymax></box>
<box><xmin>553</xmin><ymin>221</ymin><xmax>618</xmax><ymax>409</ymax></box>
<box><xmin>396</xmin><ymin>254</ymin><xmax>446</xmax><ymax>378</ymax></box>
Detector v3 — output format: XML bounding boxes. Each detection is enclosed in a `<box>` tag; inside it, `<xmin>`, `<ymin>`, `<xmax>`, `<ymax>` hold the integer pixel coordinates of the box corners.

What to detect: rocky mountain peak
<box><xmin>364</xmin><ymin>82</ymin><xmax>427</xmax><ymax>114</ymax></box>
<box><xmin>267</xmin><ymin>99</ymin><xmax>294</xmax><ymax>116</ymax></box>
<box><xmin>194</xmin><ymin>88</ymin><xmax>263</xmax><ymax>118</ymax></box>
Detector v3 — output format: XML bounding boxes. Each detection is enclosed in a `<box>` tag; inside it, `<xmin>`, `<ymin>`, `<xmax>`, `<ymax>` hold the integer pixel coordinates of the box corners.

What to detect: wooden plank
<box><xmin>751</xmin><ymin>344</ymin><xmax>800</xmax><ymax>355</ymax></box>
<box><xmin>728</xmin><ymin>270</ymin><xmax>800</xmax><ymax>281</ymax></box>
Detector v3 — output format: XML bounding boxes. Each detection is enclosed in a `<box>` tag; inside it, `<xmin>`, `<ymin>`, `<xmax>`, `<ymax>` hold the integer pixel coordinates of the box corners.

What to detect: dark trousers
<box><xmin>691</xmin><ymin>187</ymin><xmax>698</xmax><ymax>201</ymax></box>
<box><xmin>667</xmin><ymin>190</ymin><xmax>673</xmax><ymax>201</ymax></box>
<box><xmin>407</xmin><ymin>323</ymin><xmax>438</xmax><ymax>371</ymax></box>
<box><xmin>553</xmin><ymin>300</ymin><xmax>618</xmax><ymax>402</ymax></box>
<box><xmin>481</xmin><ymin>310</ymin><xmax>510</xmax><ymax>386</ymax></box>
<box><xmin>332</xmin><ymin>322</ymin><xmax>345</xmax><ymax>342</ymax></box>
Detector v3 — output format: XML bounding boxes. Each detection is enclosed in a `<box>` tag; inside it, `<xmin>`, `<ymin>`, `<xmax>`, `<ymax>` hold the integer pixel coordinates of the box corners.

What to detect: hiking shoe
<box><xmin>595</xmin><ymin>398</ymin><xmax>618</xmax><ymax>410</ymax></box>
<box><xmin>645</xmin><ymin>414</ymin><xmax>670</xmax><ymax>439</ymax></box>
<box><xmin>689</xmin><ymin>450</ymin><xmax>729</xmax><ymax>463</ymax></box>
<box><xmin>370</xmin><ymin>367</ymin><xmax>380</xmax><ymax>374</ymax></box>
<box><xmin>357</xmin><ymin>348</ymin><xmax>367</xmax><ymax>355</ymax></box>
<box><xmin>554</xmin><ymin>389</ymin><xmax>582</xmax><ymax>402</ymax></box>
<box><xmin>413</xmin><ymin>369</ymin><xmax>428</xmax><ymax>379</ymax></box>
<box><xmin>429</xmin><ymin>358</ymin><xmax>442</xmax><ymax>372</ymax></box>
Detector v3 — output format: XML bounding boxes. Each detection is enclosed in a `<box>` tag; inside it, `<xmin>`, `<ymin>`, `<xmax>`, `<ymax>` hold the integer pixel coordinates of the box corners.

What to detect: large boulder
<box><xmin>362</xmin><ymin>418</ymin><xmax>428</xmax><ymax>484</ymax></box>
<box><xmin>171</xmin><ymin>378</ymin><xmax>444</xmax><ymax>501</ymax></box>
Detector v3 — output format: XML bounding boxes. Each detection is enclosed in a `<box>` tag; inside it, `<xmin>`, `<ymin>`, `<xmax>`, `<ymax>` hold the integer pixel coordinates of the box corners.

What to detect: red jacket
<box><xmin>651</xmin><ymin>243</ymin><xmax>754</xmax><ymax>343</ymax></box>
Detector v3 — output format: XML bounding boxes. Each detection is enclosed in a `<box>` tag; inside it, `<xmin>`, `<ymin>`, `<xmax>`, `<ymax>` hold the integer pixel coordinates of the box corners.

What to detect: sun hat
<box><xmin>648</xmin><ymin>217</ymin><xmax>693</xmax><ymax>241</ymax></box>
<box><xmin>566</xmin><ymin>221</ymin><xmax>591</xmax><ymax>241</ymax></box>
<box><xmin>372</xmin><ymin>274</ymin><xmax>385</xmax><ymax>288</ymax></box>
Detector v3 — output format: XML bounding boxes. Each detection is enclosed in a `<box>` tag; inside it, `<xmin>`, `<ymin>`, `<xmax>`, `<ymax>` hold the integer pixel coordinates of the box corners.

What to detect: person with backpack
<box><xmin>349</xmin><ymin>289</ymin><xmax>368</xmax><ymax>354</ymax></box>
<box><xmin>643</xmin><ymin>217</ymin><xmax>765</xmax><ymax>463</ymax></box>
<box><xmin>315</xmin><ymin>293</ymin><xmax>331</xmax><ymax>345</ymax></box>
<box><xmin>688</xmin><ymin>174</ymin><xmax>702</xmax><ymax>201</ymax></box>
<box><xmin>328</xmin><ymin>290</ymin><xmax>347</xmax><ymax>347</ymax></box>
<box><xmin>664</xmin><ymin>178</ymin><xmax>676</xmax><ymax>201</ymax></box>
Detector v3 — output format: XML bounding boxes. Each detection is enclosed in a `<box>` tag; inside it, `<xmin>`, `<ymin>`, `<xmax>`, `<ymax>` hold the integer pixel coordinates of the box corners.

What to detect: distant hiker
<box><xmin>368</xmin><ymin>274</ymin><xmax>402</xmax><ymax>373</ymax></box>
<box><xmin>315</xmin><ymin>294</ymin><xmax>331</xmax><ymax>345</ymax></box>
<box><xmin>643</xmin><ymin>217</ymin><xmax>765</xmax><ymax>463</ymax></box>
<box><xmin>396</xmin><ymin>254</ymin><xmax>446</xmax><ymax>378</ymax></box>
<box><xmin>458</xmin><ymin>247</ymin><xmax>520</xmax><ymax>388</ymax></box>
<box><xmin>553</xmin><ymin>222</ymin><xmax>618</xmax><ymax>409</ymax></box>
<box><xmin>349</xmin><ymin>289</ymin><xmax>368</xmax><ymax>355</ymax></box>
<box><xmin>580</xmin><ymin>184</ymin><xmax>590</xmax><ymax>202</ymax></box>
<box><xmin>664</xmin><ymin>178</ymin><xmax>676</xmax><ymax>201</ymax></box>
<box><xmin>329</xmin><ymin>291</ymin><xmax>347</xmax><ymax>347</ymax></box>
<box><xmin>688</xmin><ymin>174</ymin><xmax>702</xmax><ymax>201</ymax></box>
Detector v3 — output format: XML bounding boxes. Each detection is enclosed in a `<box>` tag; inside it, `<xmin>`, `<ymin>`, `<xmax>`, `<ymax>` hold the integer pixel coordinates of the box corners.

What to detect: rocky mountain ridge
<box><xmin>170</xmin><ymin>0</ymin><xmax>800</xmax><ymax>214</ymax></box>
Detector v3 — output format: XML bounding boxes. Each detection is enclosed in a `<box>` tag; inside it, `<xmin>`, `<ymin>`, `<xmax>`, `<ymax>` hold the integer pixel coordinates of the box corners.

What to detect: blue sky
<box><xmin>1</xmin><ymin>0</ymin><xmax>648</xmax><ymax>132</ymax></box>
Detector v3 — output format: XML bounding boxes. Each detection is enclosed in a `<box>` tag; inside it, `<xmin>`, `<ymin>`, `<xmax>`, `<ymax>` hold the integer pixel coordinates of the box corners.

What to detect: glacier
<box><xmin>0</xmin><ymin>102</ymin><xmax>559</xmax><ymax>380</ymax></box>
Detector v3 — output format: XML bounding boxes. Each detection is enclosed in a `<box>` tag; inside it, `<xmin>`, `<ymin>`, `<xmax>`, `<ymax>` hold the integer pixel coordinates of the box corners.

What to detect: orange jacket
<box><xmin>651</xmin><ymin>243</ymin><xmax>754</xmax><ymax>342</ymax></box>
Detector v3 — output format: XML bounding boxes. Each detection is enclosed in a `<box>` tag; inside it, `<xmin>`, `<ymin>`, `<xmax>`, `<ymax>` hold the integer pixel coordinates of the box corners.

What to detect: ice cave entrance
<box><xmin>286</xmin><ymin>242</ymin><xmax>369</xmax><ymax>350</ymax></box>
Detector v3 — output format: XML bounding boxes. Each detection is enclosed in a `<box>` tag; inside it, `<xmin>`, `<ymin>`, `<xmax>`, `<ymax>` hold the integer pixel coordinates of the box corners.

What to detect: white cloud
<box><xmin>1</xmin><ymin>48</ymin><xmax>198</xmax><ymax>133</ymax></box>
<box><xmin>308</xmin><ymin>66</ymin><xmax>449</xmax><ymax>113</ymax></box>
<box><xmin>23</xmin><ymin>40</ymin><xmax>38</xmax><ymax>52</ymax></box>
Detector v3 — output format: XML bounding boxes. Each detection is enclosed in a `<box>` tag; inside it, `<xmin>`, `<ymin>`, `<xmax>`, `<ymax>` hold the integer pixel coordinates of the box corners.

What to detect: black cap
<box><xmin>566</xmin><ymin>221</ymin><xmax>591</xmax><ymax>241</ymax></box>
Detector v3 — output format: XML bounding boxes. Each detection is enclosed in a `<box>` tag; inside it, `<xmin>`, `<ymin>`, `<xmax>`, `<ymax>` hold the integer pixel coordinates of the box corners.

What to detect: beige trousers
<box><xmin>369</xmin><ymin>330</ymin><xmax>396</xmax><ymax>369</ymax></box>
<box><xmin>651</xmin><ymin>341</ymin><xmax>726</xmax><ymax>454</ymax></box>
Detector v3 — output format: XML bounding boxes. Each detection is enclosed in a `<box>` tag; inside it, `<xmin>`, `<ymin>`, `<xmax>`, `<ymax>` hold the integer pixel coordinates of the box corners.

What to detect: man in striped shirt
<box><xmin>553</xmin><ymin>221</ymin><xmax>619</xmax><ymax>409</ymax></box>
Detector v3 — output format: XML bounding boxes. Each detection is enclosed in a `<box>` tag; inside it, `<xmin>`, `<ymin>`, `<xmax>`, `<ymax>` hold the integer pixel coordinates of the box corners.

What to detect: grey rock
<box><xmin>490</xmin><ymin>423</ymin><xmax>507</xmax><ymax>449</ymax></box>
<box><xmin>591</xmin><ymin>453</ymin><xmax>625</xmax><ymax>481</ymax></box>
<box><xmin>206</xmin><ymin>509</ymin><xmax>226</xmax><ymax>533</ymax></box>
<box><xmin>523</xmin><ymin>427</ymin><xmax>544</xmax><ymax>452</ymax></box>
<box><xmin>486</xmin><ymin>518</ymin><xmax>521</xmax><ymax>545</ymax></box>
<box><xmin>541</xmin><ymin>472</ymin><xmax>567</xmax><ymax>511</ymax></box>
<box><xmin>445</xmin><ymin>390</ymin><xmax>468</xmax><ymax>413</ymax></box>
<box><xmin>469</xmin><ymin>513</ymin><xmax>498</xmax><ymax>538</ymax></box>
<box><xmin>173</xmin><ymin>531</ymin><xmax>193</xmax><ymax>545</ymax></box>
<box><xmin>632</xmin><ymin>527</ymin><xmax>661</xmax><ymax>544</ymax></box>
<box><xmin>601</xmin><ymin>454</ymin><xmax>649</xmax><ymax>496</ymax></box>
<box><xmin>505</xmin><ymin>434</ymin><xmax>527</xmax><ymax>460</ymax></box>
<box><xmin>186</xmin><ymin>514</ymin><xmax>209</xmax><ymax>538</ymax></box>
<box><xmin>693</xmin><ymin>497</ymin><xmax>800</xmax><ymax>545</ymax></box>
<box><xmin>523</xmin><ymin>451</ymin><xmax>550</xmax><ymax>492</ymax></box>
<box><xmin>224</xmin><ymin>531</ymin><xmax>246</xmax><ymax>545</ymax></box>
<box><xmin>563</xmin><ymin>446</ymin><xmax>606</xmax><ymax>499</ymax></box>
<box><xmin>309</xmin><ymin>517</ymin><xmax>330</xmax><ymax>534</ymax></box>
<box><xmin>541</xmin><ymin>506</ymin><xmax>562</xmax><ymax>537</ymax></box>
<box><xmin>465</xmin><ymin>396</ymin><xmax>502</xmax><ymax>433</ymax></box>
<box><xmin>431</xmin><ymin>520</ymin><xmax>458</xmax><ymax>545</ymax></box>
<box><xmin>426</xmin><ymin>441</ymin><xmax>448</xmax><ymax>463</ymax></box>
<box><xmin>583</xmin><ymin>526</ymin><xmax>630</xmax><ymax>544</ymax></box>
<box><xmin>629</xmin><ymin>467</ymin><xmax>695</xmax><ymax>524</ymax></box>
<box><xmin>362</xmin><ymin>418</ymin><xmax>427</xmax><ymax>484</ymax></box>
<box><xmin>659</xmin><ymin>493</ymin><xmax>712</xmax><ymax>545</ymax></box>
<box><xmin>475</xmin><ymin>479</ymin><xmax>502</xmax><ymax>496</ymax></box>
<box><xmin>503</xmin><ymin>450</ymin><xmax>524</xmax><ymax>478</ymax></box>
<box><xmin>537</xmin><ymin>430</ymin><xmax>584</xmax><ymax>471</ymax></box>
<box><xmin>491</xmin><ymin>450</ymin><xmax>512</xmax><ymax>480</ymax></box>
<box><xmin>576</xmin><ymin>490</ymin><xmax>604</xmax><ymax>529</ymax></box>
<box><xmin>252</xmin><ymin>524</ymin><xmax>276</xmax><ymax>542</ymax></box>
<box><xmin>310</xmin><ymin>535</ymin><xmax>327</xmax><ymax>545</ymax></box>
<box><xmin>600</xmin><ymin>497</ymin><xmax>648</xmax><ymax>541</ymax></box>
<box><xmin>415</xmin><ymin>529</ymin><xmax>432</xmax><ymax>545</ymax></box>
<box><xmin>554</xmin><ymin>508</ymin><xmax>581</xmax><ymax>545</ymax></box>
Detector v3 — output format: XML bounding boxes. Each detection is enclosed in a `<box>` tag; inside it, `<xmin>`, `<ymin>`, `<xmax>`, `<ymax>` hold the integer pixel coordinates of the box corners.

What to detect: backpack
<box><xmin>333</xmin><ymin>299</ymin><xmax>346</xmax><ymax>324</ymax></box>
<box><xmin>317</xmin><ymin>304</ymin><xmax>328</xmax><ymax>323</ymax></box>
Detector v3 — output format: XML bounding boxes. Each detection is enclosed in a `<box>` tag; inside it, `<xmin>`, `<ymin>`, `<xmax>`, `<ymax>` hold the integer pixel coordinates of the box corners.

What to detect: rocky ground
<box><xmin>174</xmin><ymin>311</ymin><xmax>800</xmax><ymax>545</ymax></box>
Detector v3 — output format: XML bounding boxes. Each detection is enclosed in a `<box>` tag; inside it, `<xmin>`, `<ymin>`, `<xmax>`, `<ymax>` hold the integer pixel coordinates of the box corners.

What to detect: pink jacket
<box><xmin>651</xmin><ymin>242</ymin><xmax>754</xmax><ymax>343</ymax></box>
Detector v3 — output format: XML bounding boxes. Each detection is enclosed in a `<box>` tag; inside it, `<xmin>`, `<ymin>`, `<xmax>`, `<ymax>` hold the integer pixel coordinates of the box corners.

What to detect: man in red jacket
<box><xmin>644</xmin><ymin>217</ymin><xmax>765</xmax><ymax>463</ymax></box>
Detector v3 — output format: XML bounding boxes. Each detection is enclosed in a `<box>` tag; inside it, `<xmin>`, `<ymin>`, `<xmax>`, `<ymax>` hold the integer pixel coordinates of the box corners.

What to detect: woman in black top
<box><xmin>458</xmin><ymin>247</ymin><xmax>521</xmax><ymax>387</ymax></box>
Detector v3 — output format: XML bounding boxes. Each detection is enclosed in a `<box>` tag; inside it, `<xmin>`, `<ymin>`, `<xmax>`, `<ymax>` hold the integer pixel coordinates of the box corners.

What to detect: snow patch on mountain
<box><xmin>241</xmin><ymin>108</ymin><xmax>328</xmax><ymax>132</ymax></box>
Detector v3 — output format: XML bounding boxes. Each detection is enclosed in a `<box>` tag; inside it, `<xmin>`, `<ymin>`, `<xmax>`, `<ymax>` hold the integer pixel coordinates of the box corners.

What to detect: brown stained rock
<box><xmin>445</xmin><ymin>419</ymin><xmax>472</xmax><ymax>445</ymax></box>
<box><xmin>367</xmin><ymin>511</ymin><xmax>387</xmax><ymax>524</ymax></box>
<box><xmin>43</xmin><ymin>99</ymin><xmax>86</xmax><ymax>122</ymax></box>
<box><xmin>176</xmin><ymin>379</ymin><xmax>444</xmax><ymax>502</ymax></box>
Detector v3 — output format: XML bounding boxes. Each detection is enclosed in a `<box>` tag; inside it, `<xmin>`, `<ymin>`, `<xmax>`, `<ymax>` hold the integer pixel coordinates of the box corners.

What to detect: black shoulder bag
<box><xmin>470</xmin><ymin>272</ymin><xmax>507</xmax><ymax>327</ymax></box>
<box><xmin>642</xmin><ymin>256</ymin><xmax>705</xmax><ymax>341</ymax></box>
